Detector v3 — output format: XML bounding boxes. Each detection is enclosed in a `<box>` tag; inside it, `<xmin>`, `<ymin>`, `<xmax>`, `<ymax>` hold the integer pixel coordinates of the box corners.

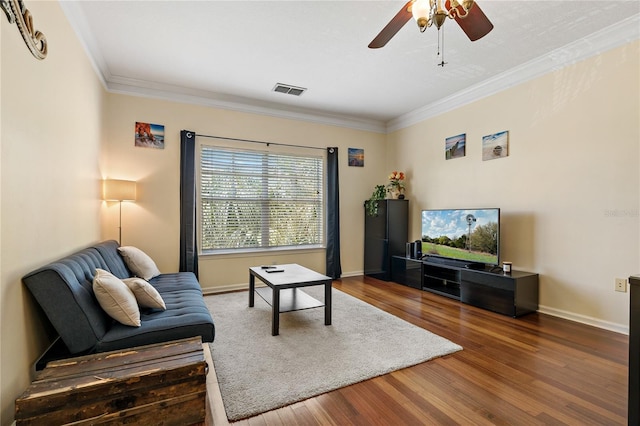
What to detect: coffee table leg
<box><xmin>249</xmin><ymin>274</ymin><xmax>255</xmax><ymax>307</ymax></box>
<box><xmin>325</xmin><ymin>281</ymin><xmax>332</xmax><ymax>326</ymax></box>
<box><xmin>272</xmin><ymin>288</ymin><xmax>280</xmax><ymax>336</ymax></box>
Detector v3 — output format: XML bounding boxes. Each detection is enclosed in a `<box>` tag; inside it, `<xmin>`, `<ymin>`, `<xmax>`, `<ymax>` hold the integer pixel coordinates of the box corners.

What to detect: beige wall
<box><xmin>103</xmin><ymin>94</ymin><xmax>387</xmax><ymax>291</ymax></box>
<box><xmin>388</xmin><ymin>41</ymin><xmax>640</xmax><ymax>331</ymax></box>
<box><xmin>0</xmin><ymin>2</ymin><xmax>106</xmax><ymax>423</ymax></box>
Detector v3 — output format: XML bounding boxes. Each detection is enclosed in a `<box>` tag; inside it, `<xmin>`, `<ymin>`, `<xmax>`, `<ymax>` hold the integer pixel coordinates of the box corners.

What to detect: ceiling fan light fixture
<box><xmin>411</xmin><ymin>0</ymin><xmax>432</xmax><ymax>31</ymax></box>
<box><xmin>368</xmin><ymin>0</ymin><xmax>493</xmax><ymax>51</ymax></box>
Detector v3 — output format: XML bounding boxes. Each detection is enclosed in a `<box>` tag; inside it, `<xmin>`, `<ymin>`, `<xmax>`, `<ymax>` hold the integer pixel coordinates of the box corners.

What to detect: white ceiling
<box><xmin>60</xmin><ymin>1</ymin><xmax>640</xmax><ymax>132</ymax></box>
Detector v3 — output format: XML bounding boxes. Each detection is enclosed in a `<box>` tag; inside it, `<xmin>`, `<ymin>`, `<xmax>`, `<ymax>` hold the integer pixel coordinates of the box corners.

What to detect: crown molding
<box><xmin>59</xmin><ymin>1</ymin><xmax>109</xmax><ymax>88</ymax></box>
<box><xmin>106</xmin><ymin>76</ymin><xmax>387</xmax><ymax>133</ymax></box>
<box><xmin>387</xmin><ymin>14</ymin><xmax>640</xmax><ymax>132</ymax></box>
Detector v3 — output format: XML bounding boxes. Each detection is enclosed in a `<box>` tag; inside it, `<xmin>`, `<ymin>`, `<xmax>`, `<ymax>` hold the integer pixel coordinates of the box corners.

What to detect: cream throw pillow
<box><xmin>93</xmin><ymin>268</ymin><xmax>141</xmax><ymax>327</ymax></box>
<box><xmin>118</xmin><ymin>246</ymin><xmax>161</xmax><ymax>280</ymax></box>
<box><xmin>123</xmin><ymin>277</ymin><xmax>166</xmax><ymax>310</ymax></box>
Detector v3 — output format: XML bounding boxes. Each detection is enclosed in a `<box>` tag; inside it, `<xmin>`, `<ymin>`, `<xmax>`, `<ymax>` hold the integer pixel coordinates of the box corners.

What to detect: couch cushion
<box><xmin>149</xmin><ymin>272</ymin><xmax>203</xmax><ymax>293</ymax></box>
<box><xmin>92</xmin><ymin>240</ymin><xmax>130</xmax><ymax>279</ymax></box>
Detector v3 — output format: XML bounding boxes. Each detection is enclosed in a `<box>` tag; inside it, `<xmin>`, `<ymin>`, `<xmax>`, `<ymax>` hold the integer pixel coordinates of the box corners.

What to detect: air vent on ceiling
<box><xmin>272</xmin><ymin>83</ymin><xmax>306</xmax><ymax>97</ymax></box>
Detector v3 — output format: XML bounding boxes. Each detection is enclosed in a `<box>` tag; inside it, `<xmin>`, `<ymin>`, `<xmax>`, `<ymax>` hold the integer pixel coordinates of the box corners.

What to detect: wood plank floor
<box><xmin>209</xmin><ymin>275</ymin><xmax>629</xmax><ymax>425</ymax></box>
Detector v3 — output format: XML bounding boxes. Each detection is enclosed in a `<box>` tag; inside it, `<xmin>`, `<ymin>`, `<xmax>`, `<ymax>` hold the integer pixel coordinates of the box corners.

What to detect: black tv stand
<box><xmin>391</xmin><ymin>256</ymin><xmax>539</xmax><ymax>317</ymax></box>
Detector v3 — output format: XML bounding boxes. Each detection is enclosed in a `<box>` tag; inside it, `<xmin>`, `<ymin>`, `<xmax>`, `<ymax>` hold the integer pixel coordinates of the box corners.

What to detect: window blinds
<box><xmin>200</xmin><ymin>146</ymin><xmax>324</xmax><ymax>251</ymax></box>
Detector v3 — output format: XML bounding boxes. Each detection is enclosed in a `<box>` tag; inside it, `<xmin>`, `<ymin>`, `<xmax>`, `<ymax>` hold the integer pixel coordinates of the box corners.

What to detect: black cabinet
<box><xmin>630</xmin><ymin>275</ymin><xmax>640</xmax><ymax>426</ymax></box>
<box><xmin>391</xmin><ymin>256</ymin><xmax>422</xmax><ymax>289</ymax></box>
<box><xmin>364</xmin><ymin>199</ymin><xmax>408</xmax><ymax>281</ymax></box>
<box><xmin>460</xmin><ymin>269</ymin><xmax>538</xmax><ymax>317</ymax></box>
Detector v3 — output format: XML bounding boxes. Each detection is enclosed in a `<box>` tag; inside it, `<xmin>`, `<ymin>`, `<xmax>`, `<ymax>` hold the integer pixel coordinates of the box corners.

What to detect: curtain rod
<box><xmin>196</xmin><ymin>134</ymin><xmax>327</xmax><ymax>151</ymax></box>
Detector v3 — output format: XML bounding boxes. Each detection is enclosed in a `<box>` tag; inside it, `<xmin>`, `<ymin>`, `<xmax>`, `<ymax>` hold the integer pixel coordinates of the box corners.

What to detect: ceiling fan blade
<box><xmin>446</xmin><ymin>0</ymin><xmax>494</xmax><ymax>41</ymax></box>
<box><xmin>368</xmin><ymin>0</ymin><xmax>413</xmax><ymax>49</ymax></box>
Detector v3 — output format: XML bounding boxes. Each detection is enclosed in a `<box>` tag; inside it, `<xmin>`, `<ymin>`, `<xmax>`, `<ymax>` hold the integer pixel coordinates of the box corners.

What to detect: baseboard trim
<box><xmin>201</xmin><ymin>270</ymin><xmax>364</xmax><ymax>295</ymax></box>
<box><xmin>202</xmin><ymin>283</ymin><xmax>252</xmax><ymax>295</ymax></box>
<box><xmin>538</xmin><ymin>304</ymin><xmax>628</xmax><ymax>335</ymax></box>
<box><xmin>339</xmin><ymin>270</ymin><xmax>363</xmax><ymax>278</ymax></box>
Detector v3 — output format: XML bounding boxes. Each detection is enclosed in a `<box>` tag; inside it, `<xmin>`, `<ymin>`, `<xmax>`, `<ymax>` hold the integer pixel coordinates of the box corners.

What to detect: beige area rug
<box><xmin>204</xmin><ymin>287</ymin><xmax>462</xmax><ymax>421</ymax></box>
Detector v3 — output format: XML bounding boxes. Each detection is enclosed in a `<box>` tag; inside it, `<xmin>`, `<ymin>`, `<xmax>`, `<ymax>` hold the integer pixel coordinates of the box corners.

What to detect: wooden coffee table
<box><xmin>249</xmin><ymin>264</ymin><xmax>332</xmax><ymax>336</ymax></box>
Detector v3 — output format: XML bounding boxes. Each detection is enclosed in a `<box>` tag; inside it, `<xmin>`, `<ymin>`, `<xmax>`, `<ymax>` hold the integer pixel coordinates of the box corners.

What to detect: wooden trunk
<box><xmin>15</xmin><ymin>337</ymin><xmax>207</xmax><ymax>425</ymax></box>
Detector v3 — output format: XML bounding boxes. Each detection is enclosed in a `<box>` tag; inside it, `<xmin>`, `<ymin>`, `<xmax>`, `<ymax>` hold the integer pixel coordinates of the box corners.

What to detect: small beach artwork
<box><xmin>445</xmin><ymin>133</ymin><xmax>466</xmax><ymax>160</ymax></box>
<box><xmin>348</xmin><ymin>148</ymin><xmax>364</xmax><ymax>167</ymax></box>
<box><xmin>135</xmin><ymin>122</ymin><xmax>165</xmax><ymax>149</ymax></box>
<box><xmin>482</xmin><ymin>130</ymin><xmax>509</xmax><ymax>161</ymax></box>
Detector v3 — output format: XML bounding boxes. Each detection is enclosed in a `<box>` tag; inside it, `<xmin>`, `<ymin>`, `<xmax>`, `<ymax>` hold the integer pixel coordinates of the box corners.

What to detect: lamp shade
<box><xmin>103</xmin><ymin>179</ymin><xmax>136</xmax><ymax>201</ymax></box>
<box><xmin>412</xmin><ymin>0</ymin><xmax>430</xmax><ymax>21</ymax></box>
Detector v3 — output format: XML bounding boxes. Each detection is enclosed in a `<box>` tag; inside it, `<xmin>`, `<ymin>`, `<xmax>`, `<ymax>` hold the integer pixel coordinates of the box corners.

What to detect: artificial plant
<box><xmin>365</xmin><ymin>184</ymin><xmax>387</xmax><ymax>217</ymax></box>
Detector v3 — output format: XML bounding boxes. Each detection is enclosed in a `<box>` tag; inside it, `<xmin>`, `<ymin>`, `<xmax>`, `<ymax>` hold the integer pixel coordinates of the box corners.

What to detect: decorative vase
<box><xmin>389</xmin><ymin>187</ymin><xmax>405</xmax><ymax>199</ymax></box>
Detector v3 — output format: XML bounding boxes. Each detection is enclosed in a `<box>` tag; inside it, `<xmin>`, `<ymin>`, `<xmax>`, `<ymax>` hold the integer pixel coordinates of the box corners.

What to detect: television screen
<box><xmin>421</xmin><ymin>208</ymin><xmax>500</xmax><ymax>266</ymax></box>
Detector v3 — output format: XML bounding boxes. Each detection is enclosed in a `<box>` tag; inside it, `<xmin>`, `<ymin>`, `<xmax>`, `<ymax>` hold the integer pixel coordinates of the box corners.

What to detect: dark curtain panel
<box><xmin>326</xmin><ymin>147</ymin><xmax>342</xmax><ymax>279</ymax></box>
<box><xmin>179</xmin><ymin>130</ymin><xmax>199</xmax><ymax>277</ymax></box>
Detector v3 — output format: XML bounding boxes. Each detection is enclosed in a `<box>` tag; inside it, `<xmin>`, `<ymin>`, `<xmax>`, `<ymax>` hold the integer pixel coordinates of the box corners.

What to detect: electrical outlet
<box><xmin>615</xmin><ymin>278</ymin><xmax>627</xmax><ymax>292</ymax></box>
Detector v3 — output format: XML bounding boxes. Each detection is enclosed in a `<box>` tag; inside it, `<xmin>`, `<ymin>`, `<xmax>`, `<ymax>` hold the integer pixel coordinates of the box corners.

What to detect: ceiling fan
<box><xmin>369</xmin><ymin>0</ymin><xmax>494</xmax><ymax>49</ymax></box>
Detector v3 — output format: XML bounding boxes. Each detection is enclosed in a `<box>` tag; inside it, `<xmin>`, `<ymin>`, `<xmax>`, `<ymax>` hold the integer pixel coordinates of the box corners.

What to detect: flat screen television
<box><xmin>421</xmin><ymin>208</ymin><xmax>500</xmax><ymax>268</ymax></box>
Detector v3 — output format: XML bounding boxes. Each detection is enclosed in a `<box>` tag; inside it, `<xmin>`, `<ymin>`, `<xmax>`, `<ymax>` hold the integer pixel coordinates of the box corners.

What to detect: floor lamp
<box><xmin>103</xmin><ymin>179</ymin><xmax>137</xmax><ymax>245</ymax></box>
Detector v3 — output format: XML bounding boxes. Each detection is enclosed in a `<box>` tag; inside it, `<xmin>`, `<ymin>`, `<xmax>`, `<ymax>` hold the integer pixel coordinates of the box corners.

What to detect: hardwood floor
<box><xmin>217</xmin><ymin>275</ymin><xmax>629</xmax><ymax>425</ymax></box>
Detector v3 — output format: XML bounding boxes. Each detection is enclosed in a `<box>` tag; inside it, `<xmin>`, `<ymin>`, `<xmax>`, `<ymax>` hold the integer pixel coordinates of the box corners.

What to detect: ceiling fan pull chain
<box><xmin>438</xmin><ymin>26</ymin><xmax>447</xmax><ymax>67</ymax></box>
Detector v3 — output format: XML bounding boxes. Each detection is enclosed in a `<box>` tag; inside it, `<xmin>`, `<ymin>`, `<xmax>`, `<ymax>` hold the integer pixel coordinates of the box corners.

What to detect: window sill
<box><xmin>199</xmin><ymin>245</ymin><xmax>325</xmax><ymax>260</ymax></box>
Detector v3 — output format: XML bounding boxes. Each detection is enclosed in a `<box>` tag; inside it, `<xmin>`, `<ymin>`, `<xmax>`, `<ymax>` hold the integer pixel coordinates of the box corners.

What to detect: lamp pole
<box><xmin>118</xmin><ymin>200</ymin><xmax>123</xmax><ymax>245</ymax></box>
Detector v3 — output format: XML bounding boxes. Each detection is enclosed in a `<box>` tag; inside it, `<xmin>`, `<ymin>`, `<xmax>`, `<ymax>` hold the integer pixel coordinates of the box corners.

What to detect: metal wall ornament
<box><xmin>1</xmin><ymin>0</ymin><xmax>47</xmax><ymax>60</ymax></box>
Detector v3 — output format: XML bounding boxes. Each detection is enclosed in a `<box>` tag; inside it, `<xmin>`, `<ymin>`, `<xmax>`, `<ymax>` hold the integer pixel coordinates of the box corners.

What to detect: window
<box><xmin>199</xmin><ymin>146</ymin><xmax>324</xmax><ymax>252</ymax></box>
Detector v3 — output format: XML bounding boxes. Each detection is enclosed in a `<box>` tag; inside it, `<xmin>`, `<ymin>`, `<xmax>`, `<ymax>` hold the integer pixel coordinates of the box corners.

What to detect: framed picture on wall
<box><xmin>445</xmin><ymin>133</ymin><xmax>466</xmax><ymax>160</ymax></box>
<box><xmin>482</xmin><ymin>130</ymin><xmax>509</xmax><ymax>161</ymax></box>
<box><xmin>135</xmin><ymin>122</ymin><xmax>165</xmax><ymax>149</ymax></box>
<box><xmin>348</xmin><ymin>148</ymin><xmax>364</xmax><ymax>167</ymax></box>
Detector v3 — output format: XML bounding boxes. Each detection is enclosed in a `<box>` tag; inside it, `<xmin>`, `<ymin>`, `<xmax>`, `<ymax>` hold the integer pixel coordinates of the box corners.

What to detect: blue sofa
<box><xmin>23</xmin><ymin>240</ymin><xmax>214</xmax><ymax>361</ymax></box>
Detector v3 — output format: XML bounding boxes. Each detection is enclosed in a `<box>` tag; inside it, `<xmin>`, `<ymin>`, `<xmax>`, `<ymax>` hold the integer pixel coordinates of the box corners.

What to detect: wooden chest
<box><xmin>15</xmin><ymin>337</ymin><xmax>208</xmax><ymax>425</ymax></box>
